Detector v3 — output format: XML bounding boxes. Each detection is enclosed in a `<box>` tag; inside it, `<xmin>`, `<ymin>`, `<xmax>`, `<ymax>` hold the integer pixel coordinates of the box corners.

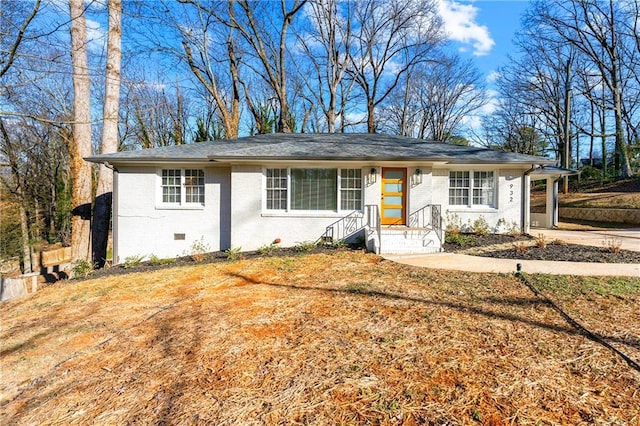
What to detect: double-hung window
<box><xmin>340</xmin><ymin>169</ymin><xmax>362</xmax><ymax>210</ymax></box>
<box><xmin>449</xmin><ymin>171</ymin><xmax>495</xmax><ymax>207</ymax></box>
<box><xmin>161</xmin><ymin>169</ymin><xmax>205</xmax><ymax>206</ymax></box>
<box><xmin>265</xmin><ymin>168</ymin><xmax>362</xmax><ymax>212</ymax></box>
<box><xmin>266</xmin><ymin>168</ymin><xmax>288</xmax><ymax>210</ymax></box>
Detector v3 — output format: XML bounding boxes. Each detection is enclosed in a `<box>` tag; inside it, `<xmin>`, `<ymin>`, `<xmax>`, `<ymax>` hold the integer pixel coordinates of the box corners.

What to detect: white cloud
<box><xmin>437</xmin><ymin>0</ymin><xmax>495</xmax><ymax>56</ymax></box>
<box><xmin>486</xmin><ymin>70</ymin><xmax>501</xmax><ymax>83</ymax></box>
<box><xmin>85</xmin><ymin>18</ymin><xmax>106</xmax><ymax>53</ymax></box>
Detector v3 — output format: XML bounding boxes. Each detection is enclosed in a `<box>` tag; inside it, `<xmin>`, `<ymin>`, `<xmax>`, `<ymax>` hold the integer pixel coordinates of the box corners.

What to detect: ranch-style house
<box><xmin>87</xmin><ymin>133</ymin><xmax>571</xmax><ymax>263</ymax></box>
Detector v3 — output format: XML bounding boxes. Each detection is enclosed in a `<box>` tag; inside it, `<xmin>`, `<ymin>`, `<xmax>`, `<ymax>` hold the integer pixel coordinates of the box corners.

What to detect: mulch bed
<box><xmin>444</xmin><ymin>234</ymin><xmax>640</xmax><ymax>264</ymax></box>
<box><xmin>80</xmin><ymin>245</ymin><xmax>356</xmax><ymax>281</ymax></box>
<box><xmin>76</xmin><ymin>233</ymin><xmax>638</xmax><ymax>282</ymax></box>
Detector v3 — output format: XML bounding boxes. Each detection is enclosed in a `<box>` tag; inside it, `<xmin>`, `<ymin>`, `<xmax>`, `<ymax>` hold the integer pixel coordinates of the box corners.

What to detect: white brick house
<box><xmin>87</xmin><ymin>133</ymin><xmax>568</xmax><ymax>263</ymax></box>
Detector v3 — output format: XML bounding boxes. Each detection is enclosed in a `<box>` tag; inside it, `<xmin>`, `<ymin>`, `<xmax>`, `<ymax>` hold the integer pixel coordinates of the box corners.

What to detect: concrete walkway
<box><xmin>384</xmin><ymin>228</ymin><xmax>640</xmax><ymax>277</ymax></box>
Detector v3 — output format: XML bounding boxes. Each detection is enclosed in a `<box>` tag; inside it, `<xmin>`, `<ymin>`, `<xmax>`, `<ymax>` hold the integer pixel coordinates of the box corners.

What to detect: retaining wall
<box><xmin>1</xmin><ymin>273</ymin><xmax>39</xmax><ymax>301</ymax></box>
<box><xmin>559</xmin><ymin>207</ymin><xmax>640</xmax><ymax>225</ymax></box>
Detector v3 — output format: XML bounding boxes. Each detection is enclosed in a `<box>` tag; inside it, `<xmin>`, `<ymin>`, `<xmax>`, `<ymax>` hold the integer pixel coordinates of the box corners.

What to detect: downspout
<box><xmin>522</xmin><ymin>165</ymin><xmax>541</xmax><ymax>235</ymax></box>
<box><xmin>103</xmin><ymin>162</ymin><xmax>118</xmax><ymax>264</ymax></box>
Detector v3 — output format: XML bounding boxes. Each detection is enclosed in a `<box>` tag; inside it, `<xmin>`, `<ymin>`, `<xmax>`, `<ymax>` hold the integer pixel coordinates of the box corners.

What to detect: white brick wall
<box><xmin>433</xmin><ymin>167</ymin><xmax>525</xmax><ymax>233</ymax></box>
<box><xmin>113</xmin><ymin>163</ymin><xmax>530</xmax><ymax>260</ymax></box>
<box><xmin>114</xmin><ymin>165</ymin><xmax>230</xmax><ymax>262</ymax></box>
<box><xmin>230</xmin><ymin>165</ymin><xmax>372</xmax><ymax>251</ymax></box>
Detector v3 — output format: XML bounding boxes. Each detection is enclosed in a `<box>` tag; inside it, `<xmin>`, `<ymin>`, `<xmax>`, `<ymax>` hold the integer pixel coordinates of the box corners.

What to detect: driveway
<box><xmin>532</xmin><ymin>227</ymin><xmax>640</xmax><ymax>252</ymax></box>
<box><xmin>384</xmin><ymin>228</ymin><xmax>640</xmax><ymax>277</ymax></box>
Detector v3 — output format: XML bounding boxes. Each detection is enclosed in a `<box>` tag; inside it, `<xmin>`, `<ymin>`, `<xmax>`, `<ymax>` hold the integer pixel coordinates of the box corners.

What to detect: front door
<box><xmin>381</xmin><ymin>168</ymin><xmax>406</xmax><ymax>225</ymax></box>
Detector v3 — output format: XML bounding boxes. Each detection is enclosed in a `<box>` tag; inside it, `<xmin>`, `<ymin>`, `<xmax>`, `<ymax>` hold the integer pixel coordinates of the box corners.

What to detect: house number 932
<box><xmin>509</xmin><ymin>184</ymin><xmax>514</xmax><ymax>203</ymax></box>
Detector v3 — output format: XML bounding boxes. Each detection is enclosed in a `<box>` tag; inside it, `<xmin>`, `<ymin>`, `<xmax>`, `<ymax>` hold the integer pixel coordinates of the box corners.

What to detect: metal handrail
<box><xmin>323</xmin><ymin>204</ymin><xmax>445</xmax><ymax>253</ymax></box>
<box><xmin>407</xmin><ymin>204</ymin><xmax>443</xmax><ymax>244</ymax></box>
<box><xmin>323</xmin><ymin>210</ymin><xmax>365</xmax><ymax>242</ymax></box>
<box><xmin>322</xmin><ymin>205</ymin><xmax>381</xmax><ymax>253</ymax></box>
<box><xmin>365</xmin><ymin>204</ymin><xmax>381</xmax><ymax>253</ymax></box>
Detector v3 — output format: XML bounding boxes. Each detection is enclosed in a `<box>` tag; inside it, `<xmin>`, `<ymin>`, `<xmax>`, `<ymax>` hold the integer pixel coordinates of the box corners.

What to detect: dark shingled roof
<box><xmin>86</xmin><ymin>133</ymin><xmax>554</xmax><ymax>165</ymax></box>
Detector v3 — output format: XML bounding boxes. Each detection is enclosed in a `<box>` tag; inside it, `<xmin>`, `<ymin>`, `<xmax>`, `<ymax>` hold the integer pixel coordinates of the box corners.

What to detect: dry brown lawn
<box><xmin>1</xmin><ymin>251</ymin><xmax>639</xmax><ymax>425</ymax></box>
<box><xmin>531</xmin><ymin>178</ymin><xmax>640</xmax><ymax>210</ymax></box>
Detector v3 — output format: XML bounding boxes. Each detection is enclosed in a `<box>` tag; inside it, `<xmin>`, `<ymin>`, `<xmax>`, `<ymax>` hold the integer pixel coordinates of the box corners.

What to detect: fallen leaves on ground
<box><xmin>1</xmin><ymin>251</ymin><xmax>638</xmax><ymax>425</ymax></box>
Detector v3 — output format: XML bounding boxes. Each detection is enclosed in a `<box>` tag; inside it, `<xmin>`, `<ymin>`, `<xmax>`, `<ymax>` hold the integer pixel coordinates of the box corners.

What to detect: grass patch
<box><xmin>528</xmin><ymin>275</ymin><xmax>640</xmax><ymax>300</ymax></box>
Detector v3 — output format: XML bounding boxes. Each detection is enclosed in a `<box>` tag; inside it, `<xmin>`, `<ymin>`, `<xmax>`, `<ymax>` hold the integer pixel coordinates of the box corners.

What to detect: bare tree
<box><xmin>533</xmin><ymin>0</ymin><xmax>633</xmax><ymax>177</ymax></box>
<box><xmin>296</xmin><ymin>0</ymin><xmax>355</xmax><ymax>132</ymax></box>
<box><xmin>377</xmin><ymin>54</ymin><xmax>487</xmax><ymax>141</ymax></box>
<box><xmin>348</xmin><ymin>0</ymin><xmax>442</xmax><ymax>133</ymax></box>
<box><xmin>224</xmin><ymin>0</ymin><xmax>308</xmax><ymax>133</ymax></box>
<box><xmin>498</xmin><ymin>35</ymin><xmax>575</xmax><ymax>169</ymax></box>
<box><xmin>480</xmin><ymin>99</ymin><xmax>549</xmax><ymax>156</ymax></box>
<box><xmin>119</xmin><ymin>78</ymin><xmax>192</xmax><ymax>150</ymax></box>
<box><xmin>92</xmin><ymin>0</ymin><xmax>122</xmax><ymax>268</ymax></box>
<box><xmin>0</xmin><ymin>0</ymin><xmax>41</xmax><ymax>78</ymax></box>
<box><xmin>175</xmin><ymin>0</ymin><xmax>241</xmax><ymax>138</ymax></box>
<box><xmin>68</xmin><ymin>0</ymin><xmax>93</xmax><ymax>263</ymax></box>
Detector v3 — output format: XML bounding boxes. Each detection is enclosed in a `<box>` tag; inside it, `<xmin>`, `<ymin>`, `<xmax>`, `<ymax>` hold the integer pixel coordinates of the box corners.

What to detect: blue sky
<box><xmin>437</xmin><ymin>0</ymin><xmax>531</xmax><ymax>133</ymax></box>
<box><xmin>58</xmin><ymin>0</ymin><xmax>532</xmax><ymax>89</ymax></box>
<box><xmin>439</xmin><ymin>0</ymin><xmax>530</xmax><ymax>80</ymax></box>
<box><xmin>31</xmin><ymin>0</ymin><xmax>532</xmax><ymax>138</ymax></box>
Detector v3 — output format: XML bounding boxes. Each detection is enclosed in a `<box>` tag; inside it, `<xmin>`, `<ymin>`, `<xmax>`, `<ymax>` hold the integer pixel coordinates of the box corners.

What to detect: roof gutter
<box><xmin>103</xmin><ymin>161</ymin><xmax>118</xmax><ymax>173</ymax></box>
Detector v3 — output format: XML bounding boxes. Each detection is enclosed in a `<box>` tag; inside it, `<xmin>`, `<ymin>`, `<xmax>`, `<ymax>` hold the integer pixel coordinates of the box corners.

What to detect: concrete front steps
<box><xmin>378</xmin><ymin>227</ymin><xmax>442</xmax><ymax>255</ymax></box>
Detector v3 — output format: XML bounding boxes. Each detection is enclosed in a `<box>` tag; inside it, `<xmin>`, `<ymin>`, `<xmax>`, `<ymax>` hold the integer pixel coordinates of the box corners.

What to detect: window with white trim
<box><xmin>340</xmin><ymin>169</ymin><xmax>362</xmax><ymax>210</ymax></box>
<box><xmin>161</xmin><ymin>169</ymin><xmax>205</xmax><ymax>205</ymax></box>
<box><xmin>449</xmin><ymin>171</ymin><xmax>495</xmax><ymax>207</ymax></box>
<box><xmin>265</xmin><ymin>168</ymin><xmax>362</xmax><ymax>211</ymax></box>
<box><xmin>266</xmin><ymin>168</ymin><xmax>287</xmax><ymax>210</ymax></box>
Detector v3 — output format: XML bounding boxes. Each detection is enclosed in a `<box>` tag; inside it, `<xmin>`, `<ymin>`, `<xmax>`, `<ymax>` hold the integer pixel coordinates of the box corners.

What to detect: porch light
<box><xmin>369</xmin><ymin>167</ymin><xmax>377</xmax><ymax>184</ymax></box>
<box><xmin>413</xmin><ymin>168</ymin><xmax>423</xmax><ymax>185</ymax></box>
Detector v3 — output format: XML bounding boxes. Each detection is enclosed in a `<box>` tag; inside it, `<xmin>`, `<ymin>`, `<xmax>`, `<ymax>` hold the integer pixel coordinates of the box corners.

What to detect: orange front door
<box><xmin>381</xmin><ymin>168</ymin><xmax>406</xmax><ymax>225</ymax></box>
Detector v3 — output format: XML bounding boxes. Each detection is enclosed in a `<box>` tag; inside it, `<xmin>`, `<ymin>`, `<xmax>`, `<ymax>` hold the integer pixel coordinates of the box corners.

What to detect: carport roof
<box><xmin>529</xmin><ymin>165</ymin><xmax>580</xmax><ymax>178</ymax></box>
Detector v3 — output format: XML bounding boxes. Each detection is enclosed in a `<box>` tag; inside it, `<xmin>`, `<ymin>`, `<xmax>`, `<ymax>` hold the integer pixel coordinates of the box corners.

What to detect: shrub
<box><xmin>149</xmin><ymin>254</ymin><xmax>176</xmax><ymax>266</ymax></box>
<box><xmin>471</xmin><ymin>216</ymin><xmax>490</xmax><ymax>236</ymax></box>
<box><xmin>507</xmin><ymin>221</ymin><xmax>522</xmax><ymax>237</ymax></box>
<box><xmin>123</xmin><ymin>254</ymin><xmax>144</xmax><ymax>269</ymax></box>
<box><xmin>445</xmin><ymin>212</ymin><xmax>464</xmax><ymax>236</ymax></box>
<box><xmin>513</xmin><ymin>241</ymin><xmax>529</xmax><ymax>254</ymax></box>
<box><xmin>293</xmin><ymin>241</ymin><xmax>317</xmax><ymax>252</ymax></box>
<box><xmin>257</xmin><ymin>244</ymin><xmax>279</xmax><ymax>256</ymax></box>
<box><xmin>71</xmin><ymin>260</ymin><xmax>93</xmax><ymax>279</ymax></box>
<box><xmin>225</xmin><ymin>247</ymin><xmax>243</xmax><ymax>261</ymax></box>
<box><xmin>328</xmin><ymin>239</ymin><xmax>348</xmax><ymax>249</ymax></box>
<box><xmin>580</xmin><ymin>166</ymin><xmax>602</xmax><ymax>181</ymax></box>
<box><xmin>189</xmin><ymin>237</ymin><xmax>211</xmax><ymax>262</ymax></box>
<box><xmin>604</xmin><ymin>237</ymin><xmax>622</xmax><ymax>254</ymax></box>
<box><xmin>445</xmin><ymin>233</ymin><xmax>475</xmax><ymax>247</ymax></box>
<box><xmin>535</xmin><ymin>234</ymin><xmax>547</xmax><ymax>249</ymax></box>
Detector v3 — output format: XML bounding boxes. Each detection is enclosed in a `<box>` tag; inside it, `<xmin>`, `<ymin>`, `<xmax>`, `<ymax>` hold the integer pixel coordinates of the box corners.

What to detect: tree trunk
<box><xmin>600</xmin><ymin>82</ymin><xmax>607</xmax><ymax>180</ymax></box>
<box><xmin>69</xmin><ymin>0</ymin><xmax>93</xmax><ymax>263</ymax></box>
<box><xmin>367</xmin><ymin>99</ymin><xmax>375</xmax><ymax>133</ymax></box>
<box><xmin>92</xmin><ymin>0</ymin><xmax>122</xmax><ymax>268</ymax></box>
<box><xmin>608</xmin><ymin>0</ymin><xmax>632</xmax><ymax>178</ymax></box>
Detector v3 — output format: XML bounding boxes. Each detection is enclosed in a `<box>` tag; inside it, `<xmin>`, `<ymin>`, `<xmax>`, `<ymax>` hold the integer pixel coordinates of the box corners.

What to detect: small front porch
<box><xmin>321</xmin><ymin>204</ymin><xmax>444</xmax><ymax>255</ymax></box>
